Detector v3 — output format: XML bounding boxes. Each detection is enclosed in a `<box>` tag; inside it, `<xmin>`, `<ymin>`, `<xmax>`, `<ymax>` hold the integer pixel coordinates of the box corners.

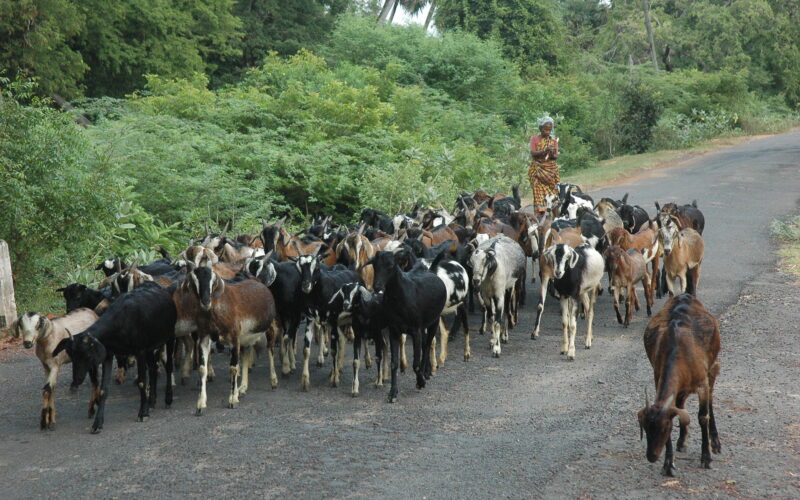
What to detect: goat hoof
<box><xmin>567</xmin><ymin>355</ymin><xmax>575</xmax><ymax>361</ymax></box>
<box><xmin>228</xmin><ymin>402</ymin><xmax>237</xmax><ymax>409</ymax></box>
<box><xmin>137</xmin><ymin>415</ymin><xmax>149</xmax><ymax>422</ymax></box>
<box><xmin>316</xmin><ymin>361</ymin><xmax>324</xmax><ymax>368</ymax></box>
<box><xmin>388</xmin><ymin>396</ymin><xmax>397</xmax><ymax>403</ymax></box>
<box><xmin>712</xmin><ymin>440</ymin><xmax>721</xmax><ymax>454</ymax></box>
<box><xmin>47</xmin><ymin>423</ymin><xmax>56</xmax><ymax>431</ymax></box>
<box><xmin>676</xmin><ymin>444</ymin><xmax>687</xmax><ymax>452</ymax></box>
<box><xmin>195</xmin><ymin>408</ymin><xmax>204</xmax><ymax>416</ymax></box>
<box><xmin>351</xmin><ymin>391</ymin><xmax>359</xmax><ymax>398</ymax></box>
<box><xmin>165</xmin><ymin>403</ymin><xmax>171</xmax><ymax>409</ymax></box>
<box><xmin>464</xmin><ymin>353</ymin><xmax>471</xmax><ymax>361</ymax></box>
<box><xmin>662</xmin><ymin>465</ymin><xmax>676</xmax><ymax>477</ymax></box>
<box><xmin>585</xmin><ymin>345</ymin><xmax>591</xmax><ymax>350</ymax></box>
<box><xmin>90</xmin><ymin>427</ymin><xmax>102</xmax><ymax>435</ymax></box>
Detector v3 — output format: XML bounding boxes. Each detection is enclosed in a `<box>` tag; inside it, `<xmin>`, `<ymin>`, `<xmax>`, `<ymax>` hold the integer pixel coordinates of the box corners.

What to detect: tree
<box><xmin>213</xmin><ymin>0</ymin><xmax>353</xmax><ymax>84</ymax></box>
<box><xmin>0</xmin><ymin>0</ymin><xmax>87</xmax><ymax>98</ymax></box>
<box><xmin>72</xmin><ymin>0</ymin><xmax>242</xmax><ymax>97</ymax></box>
<box><xmin>435</xmin><ymin>0</ymin><xmax>569</xmax><ymax>74</ymax></box>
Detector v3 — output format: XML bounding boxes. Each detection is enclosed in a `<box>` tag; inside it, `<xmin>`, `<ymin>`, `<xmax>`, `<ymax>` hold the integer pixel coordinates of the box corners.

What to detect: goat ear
<box><xmin>569</xmin><ymin>248</ymin><xmax>580</xmax><ymax>268</ymax></box>
<box><xmin>52</xmin><ymin>337</ymin><xmax>73</xmax><ymax>357</ymax></box>
<box><xmin>654</xmin><ymin>201</ymin><xmax>661</xmax><ymax>212</ymax></box>
<box><xmin>671</xmin><ymin>407</ymin><xmax>690</xmax><ymax>427</ymax></box>
<box><xmin>10</xmin><ymin>317</ymin><xmax>20</xmax><ymax>338</ymax></box>
<box><xmin>276</xmin><ymin>215</ymin><xmax>287</xmax><ymax>228</ymax></box>
<box><xmin>55</xmin><ymin>287</ymin><xmax>66</xmax><ymax>293</ymax></box>
<box><xmin>622</xmin><ymin>193</ymin><xmax>629</xmax><ymax>204</ymax></box>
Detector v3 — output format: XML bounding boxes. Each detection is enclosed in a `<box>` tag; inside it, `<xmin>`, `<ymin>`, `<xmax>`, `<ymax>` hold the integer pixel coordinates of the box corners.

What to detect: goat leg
<box><xmin>388</xmin><ymin>329</ymin><xmax>401</xmax><ymax>403</ymax></box>
<box><xmin>136</xmin><ymin>354</ymin><xmax>150</xmax><ymax>421</ymax></box>
<box><xmin>662</xmin><ymin>438</ymin><xmax>676</xmax><ymax>476</ymax></box>
<box><xmin>90</xmin><ymin>356</ymin><xmax>113</xmax><ymax>434</ymax></box>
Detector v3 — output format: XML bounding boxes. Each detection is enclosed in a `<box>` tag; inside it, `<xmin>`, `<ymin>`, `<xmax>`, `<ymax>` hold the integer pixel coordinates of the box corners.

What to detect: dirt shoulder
<box><xmin>547</xmin><ymin>268</ymin><xmax>800</xmax><ymax>499</ymax></box>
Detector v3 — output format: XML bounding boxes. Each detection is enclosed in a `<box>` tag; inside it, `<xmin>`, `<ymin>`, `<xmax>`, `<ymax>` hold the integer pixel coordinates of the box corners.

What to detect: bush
<box><xmin>618</xmin><ymin>78</ymin><xmax>662</xmax><ymax>154</ymax></box>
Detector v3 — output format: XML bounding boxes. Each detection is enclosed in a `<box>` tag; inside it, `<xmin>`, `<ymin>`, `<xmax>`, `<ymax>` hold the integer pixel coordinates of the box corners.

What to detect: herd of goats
<box><xmin>10</xmin><ymin>182</ymin><xmax>722</xmax><ymax>476</ymax></box>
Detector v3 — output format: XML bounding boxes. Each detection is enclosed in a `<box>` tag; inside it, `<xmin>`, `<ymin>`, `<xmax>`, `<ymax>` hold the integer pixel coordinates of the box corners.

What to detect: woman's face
<box><xmin>540</xmin><ymin>123</ymin><xmax>553</xmax><ymax>136</ymax></box>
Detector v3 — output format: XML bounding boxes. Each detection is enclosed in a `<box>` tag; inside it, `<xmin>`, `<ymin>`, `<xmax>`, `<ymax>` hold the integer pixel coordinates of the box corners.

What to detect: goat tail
<box><xmin>512</xmin><ymin>184</ymin><xmax>521</xmax><ymax>206</ymax></box>
<box><xmin>157</xmin><ymin>246</ymin><xmax>172</xmax><ymax>260</ymax></box>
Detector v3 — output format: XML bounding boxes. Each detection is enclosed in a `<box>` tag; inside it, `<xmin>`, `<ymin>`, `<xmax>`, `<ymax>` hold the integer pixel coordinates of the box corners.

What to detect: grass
<box><xmin>772</xmin><ymin>215</ymin><xmax>800</xmax><ymax>281</ymax></box>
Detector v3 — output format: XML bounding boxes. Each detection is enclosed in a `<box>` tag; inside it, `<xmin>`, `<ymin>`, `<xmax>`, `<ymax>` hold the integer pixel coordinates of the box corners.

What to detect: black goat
<box><xmin>53</xmin><ymin>282</ymin><xmax>177</xmax><ymax>433</ymax></box>
<box><xmin>363</xmin><ymin>251</ymin><xmax>447</xmax><ymax>402</ymax></box>
<box><xmin>619</xmin><ymin>202</ymin><xmax>650</xmax><ymax>233</ymax></box>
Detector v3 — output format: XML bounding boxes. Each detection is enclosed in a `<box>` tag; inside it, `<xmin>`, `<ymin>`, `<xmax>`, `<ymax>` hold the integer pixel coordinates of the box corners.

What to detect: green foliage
<box><xmin>324</xmin><ymin>15</ymin><xmax>520</xmax><ymax>110</ymax></box>
<box><xmin>0</xmin><ymin>0</ymin><xmax>87</xmax><ymax>98</ymax></box>
<box><xmin>436</xmin><ymin>0</ymin><xmax>569</xmax><ymax>75</ymax></box>
<box><xmin>74</xmin><ymin>0</ymin><xmax>242</xmax><ymax>97</ymax></box>
<box><xmin>618</xmin><ymin>77</ymin><xmax>662</xmax><ymax>154</ymax></box>
<box><xmin>0</xmin><ymin>93</ymin><xmax>119</xmax><ymax>309</ymax></box>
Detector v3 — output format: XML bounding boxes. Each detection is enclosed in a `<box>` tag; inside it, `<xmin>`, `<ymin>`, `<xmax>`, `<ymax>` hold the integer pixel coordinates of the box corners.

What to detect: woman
<box><xmin>528</xmin><ymin>116</ymin><xmax>559</xmax><ymax>214</ymax></box>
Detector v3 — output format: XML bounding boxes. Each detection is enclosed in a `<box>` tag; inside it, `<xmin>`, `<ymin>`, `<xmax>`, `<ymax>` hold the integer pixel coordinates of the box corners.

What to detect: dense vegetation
<box><xmin>1</xmin><ymin>0</ymin><xmax>798</xmax><ymax>310</ymax></box>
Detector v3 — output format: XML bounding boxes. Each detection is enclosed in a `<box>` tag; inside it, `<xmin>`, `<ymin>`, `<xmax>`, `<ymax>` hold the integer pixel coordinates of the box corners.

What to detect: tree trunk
<box><xmin>424</xmin><ymin>0</ymin><xmax>436</xmax><ymax>31</ymax></box>
<box><xmin>377</xmin><ymin>0</ymin><xmax>396</xmax><ymax>25</ymax></box>
<box><xmin>389</xmin><ymin>0</ymin><xmax>399</xmax><ymax>24</ymax></box>
<box><xmin>643</xmin><ymin>0</ymin><xmax>659</xmax><ymax>71</ymax></box>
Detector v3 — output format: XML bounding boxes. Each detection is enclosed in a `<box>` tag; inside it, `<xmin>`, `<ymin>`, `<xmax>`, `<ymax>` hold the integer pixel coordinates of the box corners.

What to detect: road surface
<box><xmin>1</xmin><ymin>130</ymin><xmax>799</xmax><ymax>499</ymax></box>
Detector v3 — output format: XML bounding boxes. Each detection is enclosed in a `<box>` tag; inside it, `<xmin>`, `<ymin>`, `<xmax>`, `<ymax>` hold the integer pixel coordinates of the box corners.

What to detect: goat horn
<box><xmin>219</xmin><ymin>221</ymin><xmax>229</xmax><ymax>239</ymax></box>
<box><xmin>357</xmin><ymin>222</ymin><xmax>366</xmax><ymax>236</ymax></box>
<box><xmin>276</xmin><ymin>215</ymin><xmax>287</xmax><ymax>228</ymax></box>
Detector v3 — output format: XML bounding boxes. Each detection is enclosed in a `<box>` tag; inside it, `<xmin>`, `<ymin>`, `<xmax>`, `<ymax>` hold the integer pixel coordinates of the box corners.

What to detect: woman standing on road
<box><xmin>528</xmin><ymin>116</ymin><xmax>560</xmax><ymax>214</ymax></box>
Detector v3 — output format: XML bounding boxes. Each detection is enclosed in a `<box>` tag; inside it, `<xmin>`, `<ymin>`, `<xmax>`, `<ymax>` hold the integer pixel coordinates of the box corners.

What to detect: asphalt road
<box><xmin>1</xmin><ymin>130</ymin><xmax>799</xmax><ymax>499</ymax></box>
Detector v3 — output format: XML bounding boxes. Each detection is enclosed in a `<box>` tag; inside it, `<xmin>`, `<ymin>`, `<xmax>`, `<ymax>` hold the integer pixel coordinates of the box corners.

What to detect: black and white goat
<box><xmin>294</xmin><ymin>247</ymin><xmax>362</xmax><ymax>390</ymax></box>
<box><xmin>542</xmin><ymin>243</ymin><xmax>604</xmax><ymax>360</ymax></box>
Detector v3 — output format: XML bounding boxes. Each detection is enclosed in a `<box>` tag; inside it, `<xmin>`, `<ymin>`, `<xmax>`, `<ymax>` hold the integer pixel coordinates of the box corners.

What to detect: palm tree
<box><xmin>379</xmin><ymin>0</ymin><xmax>436</xmax><ymax>29</ymax></box>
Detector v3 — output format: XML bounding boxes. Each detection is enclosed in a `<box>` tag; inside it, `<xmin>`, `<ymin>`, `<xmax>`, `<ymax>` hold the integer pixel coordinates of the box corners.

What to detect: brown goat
<box><xmin>604</xmin><ymin>246</ymin><xmax>653</xmax><ymax>326</ymax></box>
<box><xmin>182</xmin><ymin>262</ymin><xmax>279</xmax><ymax>414</ymax></box>
<box><xmin>607</xmin><ymin>224</ymin><xmax>660</xmax><ymax>297</ymax></box>
<box><xmin>336</xmin><ymin>224</ymin><xmax>376</xmax><ymax>289</ymax></box>
<box><xmin>658</xmin><ymin>219</ymin><xmax>704</xmax><ymax>296</ymax></box>
<box><xmin>638</xmin><ymin>294</ymin><xmax>721</xmax><ymax>476</ymax></box>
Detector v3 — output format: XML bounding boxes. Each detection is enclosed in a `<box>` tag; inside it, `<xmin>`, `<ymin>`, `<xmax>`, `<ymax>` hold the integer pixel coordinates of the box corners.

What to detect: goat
<box><xmin>492</xmin><ymin>185</ymin><xmax>521</xmax><ymax>218</ymax></box>
<box><xmin>181</xmin><ymin>262</ymin><xmax>279</xmax><ymax>414</ymax></box>
<box><xmin>245</xmin><ymin>254</ymin><xmax>304</xmax><ymax>377</ymax></box>
<box><xmin>336</xmin><ymin>223</ymin><xmax>376</xmax><ymax>289</ymax></box>
<box><xmin>359</xmin><ymin>208</ymin><xmax>395</xmax><ymax>234</ymax></box>
<box><xmin>606</xmin><ymin>224</ymin><xmax>660</xmax><ymax>301</ymax></box>
<box><xmin>542</xmin><ymin>243</ymin><xmax>604</xmax><ymax>359</ymax></box>
<box><xmin>57</xmin><ymin>283</ymin><xmax>112</xmax><ymax>315</ymax></box>
<box><xmin>393</xmin><ymin>247</ymin><xmax>470</xmax><ymax>368</ymax></box>
<box><xmin>657</xmin><ymin>218</ymin><xmax>704</xmax><ymax>296</ymax></box>
<box><xmin>52</xmin><ymin>282</ymin><xmax>177</xmax><ymax>433</ymax></box>
<box><xmin>12</xmin><ymin>309</ymin><xmax>98</xmax><ymax>430</ymax></box>
<box><xmin>604</xmin><ymin>246</ymin><xmax>653</xmax><ymax>326</ymax></box>
<box><xmin>594</xmin><ymin>198</ymin><xmax>625</xmax><ymax>233</ymax></box>
<box><xmin>638</xmin><ymin>294</ymin><xmax>721</xmax><ymax>476</ymax></box>
<box><xmin>295</xmin><ymin>247</ymin><xmax>362</xmax><ymax>390</ymax></box>
<box><xmin>655</xmin><ymin>201</ymin><xmax>705</xmax><ymax>235</ymax></box>
<box><xmin>361</xmin><ymin>251</ymin><xmax>448</xmax><ymax>402</ymax></box>
<box><xmin>619</xmin><ymin>201</ymin><xmax>650</xmax><ymax>233</ymax></box>
<box><xmin>469</xmin><ymin>235</ymin><xmax>526</xmax><ymax>357</ymax></box>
